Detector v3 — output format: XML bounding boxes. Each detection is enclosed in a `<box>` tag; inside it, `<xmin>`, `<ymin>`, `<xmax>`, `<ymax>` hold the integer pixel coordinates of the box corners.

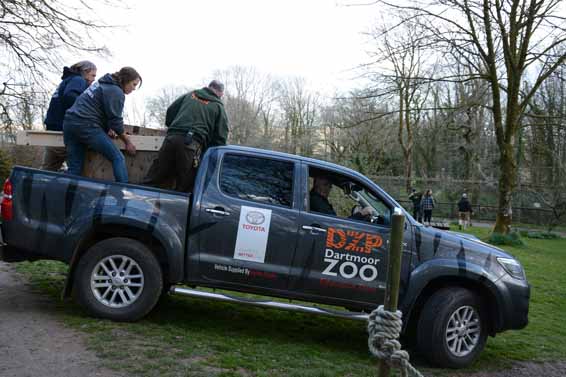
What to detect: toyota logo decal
<box><xmin>246</xmin><ymin>211</ymin><xmax>265</xmax><ymax>225</ymax></box>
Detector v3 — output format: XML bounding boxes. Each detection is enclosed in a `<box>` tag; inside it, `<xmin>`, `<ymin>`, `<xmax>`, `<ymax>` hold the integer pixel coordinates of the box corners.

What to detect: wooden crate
<box><xmin>16</xmin><ymin>126</ymin><xmax>166</xmax><ymax>184</ymax></box>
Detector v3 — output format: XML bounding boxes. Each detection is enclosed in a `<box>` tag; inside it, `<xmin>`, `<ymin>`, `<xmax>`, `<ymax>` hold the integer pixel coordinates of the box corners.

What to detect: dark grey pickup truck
<box><xmin>0</xmin><ymin>145</ymin><xmax>529</xmax><ymax>368</ymax></box>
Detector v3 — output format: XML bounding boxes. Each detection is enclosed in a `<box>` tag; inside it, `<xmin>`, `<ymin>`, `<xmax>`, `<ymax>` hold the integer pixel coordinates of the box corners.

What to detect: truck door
<box><xmin>193</xmin><ymin>151</ymin><xmax>300</xmax><ymax>291</ymax></box>
<box><xmin>290</xmin><ymin>164</ymin><xmax>402</xmax><ymax>308</ymax></box>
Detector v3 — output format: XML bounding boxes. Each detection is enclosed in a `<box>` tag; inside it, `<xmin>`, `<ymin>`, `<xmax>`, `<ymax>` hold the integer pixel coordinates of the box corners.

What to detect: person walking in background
<box><xmin>143</xmin><ymin>80</ymin><xmax>228</xmax><ymax>193</ymax></box>
<box><xmin>63</xmin><ymin>67</ymin><xmax>141</xmax><ymax>183</ymax></box>
<box><xmin>421</xmin><ymin>189</ymin><xmax>435</xmax><ymax>226</ymax></box>
<box><xmin>457</xmin><ymin>193</ymin><xmax>473</xmax><ymax>230</ymax></box>
<box><xmin>42</xmin><ymin>61</ymin><xmax>97</xmax><ymax>171</ymax></box>
<box><xmin>408</xmin><ymin>188</ymin><xmax>423</xmax><ymax>222</ymax></box>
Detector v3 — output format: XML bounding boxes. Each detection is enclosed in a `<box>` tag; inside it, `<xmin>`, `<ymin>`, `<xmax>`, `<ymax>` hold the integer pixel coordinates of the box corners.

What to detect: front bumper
<box><xmin>494</xmin><ymin>273</ymin><xmax>530</xmax><ymax>331</ymax></box>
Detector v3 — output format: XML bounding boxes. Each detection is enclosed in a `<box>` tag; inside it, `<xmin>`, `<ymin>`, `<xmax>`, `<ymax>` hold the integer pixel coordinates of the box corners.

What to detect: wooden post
<box><xmin>378</xmin><ymin>207</ymin><xmax>406</xmax><ymax>377</ymax></box>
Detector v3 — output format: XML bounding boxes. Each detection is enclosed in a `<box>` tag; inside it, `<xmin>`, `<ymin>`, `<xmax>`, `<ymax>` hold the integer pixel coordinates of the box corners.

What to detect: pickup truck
<box><xmin>0</xmin><ymin>145</ymin><xmax>530</xmax><ymax>368</ymax></box>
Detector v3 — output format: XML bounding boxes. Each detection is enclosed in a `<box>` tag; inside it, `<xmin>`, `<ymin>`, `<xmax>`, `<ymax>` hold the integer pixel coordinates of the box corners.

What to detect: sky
<box><xmin>77</xmin><ymin>0</ymin><xmax>380</xmax><ymax>122</ymax></box>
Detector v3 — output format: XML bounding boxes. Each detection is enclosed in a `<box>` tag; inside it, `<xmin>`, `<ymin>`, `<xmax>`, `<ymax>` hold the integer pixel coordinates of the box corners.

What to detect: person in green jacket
<box><xmin>144</xmin><ymin>80</ymin><xmax>228</xmax><ymax>192</ymax></box>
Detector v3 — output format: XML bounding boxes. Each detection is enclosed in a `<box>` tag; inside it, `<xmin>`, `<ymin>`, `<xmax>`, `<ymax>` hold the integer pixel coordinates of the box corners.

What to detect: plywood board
<box><xmin>16</xmin><ymin>129</ymin><xmax>164</xmax><ymax>151</ymax></box>
<box><xmin>16</xmin><ymin>126</ymin><xmax>167</xmax><ymax>184</ymax></box>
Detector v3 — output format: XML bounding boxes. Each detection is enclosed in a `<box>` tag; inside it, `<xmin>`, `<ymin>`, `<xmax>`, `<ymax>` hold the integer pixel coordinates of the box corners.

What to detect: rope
<box><xmin>367</xmin><ymin>305</ymin><xmax>424</xmax><ymax>377</ymax></box>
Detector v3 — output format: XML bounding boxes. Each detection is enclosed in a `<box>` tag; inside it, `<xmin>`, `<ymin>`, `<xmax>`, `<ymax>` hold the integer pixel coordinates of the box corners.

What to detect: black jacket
<box><xmin>309</xmin><ymin>191</ymin><xmax>336</xmax><ymax>216</ymax></box>
<box><xmin>458</xmin><ymin>198</ymin><xmax>472</xmax><ymax>212</ymax></box>
<box><xmin>44</xmin><ymin>67</ymin><xmax>89</xmax><ymax>131</ymax></box>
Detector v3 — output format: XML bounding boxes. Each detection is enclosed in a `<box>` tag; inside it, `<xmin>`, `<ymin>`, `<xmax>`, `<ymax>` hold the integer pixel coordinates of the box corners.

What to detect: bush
<box><xmin>524</xmin><ymin>231</ymin><xmax>561</xmax><ymax>240</ymax></box>
<box><xmin>0</xmin><ymin>148</ymin><xmax>13</xmax><ymax>183</ymax></box>
<box><xmin>488</xmin><ymin>231</ymin><xmax>525</xmax><ymax>247</ymax></box>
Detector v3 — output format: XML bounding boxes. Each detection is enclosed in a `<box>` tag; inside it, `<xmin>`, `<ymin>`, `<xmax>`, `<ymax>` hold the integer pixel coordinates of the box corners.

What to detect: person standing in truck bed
<box><xmin>143</xmin><ymin>80</ymin><xmax>229</xmax><ymax>193</ymax></box>
<box><xmin>63</xmin><ymin>67</ymin><xmax>141</xmax><ymax>183</ymax></box>
<box><xmin>42</xmin><ymin>61</ymin><xmax>97</xmax><ymax>172</ymax></box>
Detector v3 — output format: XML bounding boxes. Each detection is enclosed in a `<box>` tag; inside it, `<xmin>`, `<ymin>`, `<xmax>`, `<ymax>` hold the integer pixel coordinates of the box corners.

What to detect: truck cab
<box><xmin>187</xmin><ymin>146</ymin><xmax>406</xmax><ymax>310</ymax></box>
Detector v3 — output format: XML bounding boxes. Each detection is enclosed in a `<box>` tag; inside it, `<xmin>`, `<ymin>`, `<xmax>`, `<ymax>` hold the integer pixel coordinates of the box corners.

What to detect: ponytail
<box><xmin>111</xmin><ymin>67</ymin><xmax>142</xmax><ymax>91</ymax></box>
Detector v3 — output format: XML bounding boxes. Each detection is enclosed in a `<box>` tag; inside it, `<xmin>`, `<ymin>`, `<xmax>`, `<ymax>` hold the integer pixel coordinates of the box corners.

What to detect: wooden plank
<box><xmin>15</xmin><ymin>126</ymin><xmax>168</xmax><ymax>184</ymax></box>
<box><xmin>16</xmin><ymin>130</ymin><xmax>165</xmax><ymax>151</ymax></box>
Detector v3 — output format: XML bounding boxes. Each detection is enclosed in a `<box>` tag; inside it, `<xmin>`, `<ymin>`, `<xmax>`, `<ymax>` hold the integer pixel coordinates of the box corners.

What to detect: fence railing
<box><xmin>396</xmin><ymin>199</ymin><xmax>564</xmax><ymax>228</ymax></box>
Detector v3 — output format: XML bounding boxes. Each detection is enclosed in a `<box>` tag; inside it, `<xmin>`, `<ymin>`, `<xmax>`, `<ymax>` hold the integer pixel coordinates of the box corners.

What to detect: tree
<box><xmin>321</xmin><ymin>93</ymin><xmax>401</xmax><ymax>175</ymax></box>
<box><xmin>277</xmin><ymin>77</ymin><xmax>320</xmax><ymax>156</ymax></box>
<box><xmin>374</xmin><ymin>0</ymin><xmax>566</xmax><ymax>233</ymax></box>
<box><xmin>365</xmin><ymin>19</ymin><xmax>433</xmax><ymax>192</ymax></box>
<box><xmin>214</xmin><ymin>66</ymin><xmax>279</xmax><ymax>148</ymax></box>
<box><xmin>525</xmin><ymin>52</ymin><xmax>566</xmax><ymax>186</ymax></box>
<box><xmin>145</xmin><ymin>85</ymin><xmax>191</xmax><ymax>127</ymax></box>
<box><xmin>0</xmin><ymin>0</ymin><xmax>112</xmax><ymax>131</ymax></box>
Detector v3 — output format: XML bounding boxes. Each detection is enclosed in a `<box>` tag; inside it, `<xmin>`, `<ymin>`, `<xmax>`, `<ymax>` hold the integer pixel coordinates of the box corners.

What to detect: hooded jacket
<box><xmin>44</xmin><ymin>67</ymin><xmax>89</xmax><ymax>131</ymax></box>
<box><xmin>165</xmin><ymin>87</ymin><xmax>229</xmax><ymax>148</ymax></box>
<box><xmin>63</xmin><ymin>73</ymin><xmax>125</xmax><ymax>135</ymax></box>
<box><xmin>458</xmin><ymin>197</ymin><xmax>472</xmax><ymax>212</ymax></box>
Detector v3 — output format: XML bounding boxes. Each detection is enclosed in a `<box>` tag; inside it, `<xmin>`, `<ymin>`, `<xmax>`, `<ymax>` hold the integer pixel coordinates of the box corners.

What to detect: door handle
<box><xmin>205</xmin><ymin>208</ymin><xmax>231</xmax><ymax>216</ymax></box>
<box><xmin>302</xmin><ymin>225</ymin><xmax>327</xmax><ymax>233</ymax></box>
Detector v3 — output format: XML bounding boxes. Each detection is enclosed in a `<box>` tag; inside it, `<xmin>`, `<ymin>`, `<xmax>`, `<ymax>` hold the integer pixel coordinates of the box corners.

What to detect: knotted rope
<box><xmin>367</xmin><ymin>305</ymin><xmax>424</xmax><ymax>377</ymax></box>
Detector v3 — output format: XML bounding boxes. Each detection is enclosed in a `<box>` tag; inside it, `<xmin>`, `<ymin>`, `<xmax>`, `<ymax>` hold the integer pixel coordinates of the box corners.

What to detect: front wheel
<box><xmin>416</xmin><ymin>287</ymin><xmax>487</xmax><ymax>368</ymax></box>
<box><xmin>73</xmin><ymin>237</ymin><xmax>163</xmax><ymax>322</ymax></box>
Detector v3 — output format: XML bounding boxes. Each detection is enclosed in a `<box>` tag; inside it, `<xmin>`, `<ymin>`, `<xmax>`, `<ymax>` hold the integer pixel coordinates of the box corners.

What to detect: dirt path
<box><xmin>0</xmin><ymin>261</ymin><xmax>127</xmax><ymax>377</ymax></box>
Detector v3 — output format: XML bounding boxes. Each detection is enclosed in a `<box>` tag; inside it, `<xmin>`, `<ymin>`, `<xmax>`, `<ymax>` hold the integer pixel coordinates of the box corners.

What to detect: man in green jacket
<box><xmin>144</xmin><ymin>80</ymin><xmax>229</xmax><ymax>192</ymax></box>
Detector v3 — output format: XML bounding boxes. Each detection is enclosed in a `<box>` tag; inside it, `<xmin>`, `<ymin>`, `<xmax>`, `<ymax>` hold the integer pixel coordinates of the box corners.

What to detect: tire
<box><xmin>416</xmin><ymin>287</ymin><xmax>487</xmax><ymax>368</ymax></box>
<box><xmin>73</xmin><ymin>237</ymin><xmax>163</xmax><ymax>322</ymax></box>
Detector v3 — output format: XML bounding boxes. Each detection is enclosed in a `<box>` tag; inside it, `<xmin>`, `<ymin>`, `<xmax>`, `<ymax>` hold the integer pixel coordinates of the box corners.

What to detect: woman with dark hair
<box><xmin>42</xmin><ymin>60</ymin><xmax>97</xmax><ymax>171</ymax></box>
<box><xmin>63</xmin><ymin>67</ymin><xmax>141</xmax><ymax>182</ymax></box>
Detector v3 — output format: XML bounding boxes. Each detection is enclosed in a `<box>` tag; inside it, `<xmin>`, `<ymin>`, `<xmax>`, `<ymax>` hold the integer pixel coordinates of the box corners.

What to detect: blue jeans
<box><xmin>63</xmin><ymin>122</ymin><xmax>128</xmax><ymax>183</ymax></box>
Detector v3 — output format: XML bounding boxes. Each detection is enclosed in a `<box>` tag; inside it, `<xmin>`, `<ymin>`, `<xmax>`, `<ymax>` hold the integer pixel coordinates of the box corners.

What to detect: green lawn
<box><xmin>13</xmin><ymin>227</ymin><xmax>566</xmax><ymax>376</ymax></box>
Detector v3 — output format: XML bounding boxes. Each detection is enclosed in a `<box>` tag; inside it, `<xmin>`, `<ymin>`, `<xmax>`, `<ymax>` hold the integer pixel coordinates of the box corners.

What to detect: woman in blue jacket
<box><xmin>42</xmin><ymin>61</ymin><xmax>97</xmax><ymax>171</ymax></box>
<box><xmin>63</xmin><ymin>67</ymin><xmax>141</xmax><ymax>183</ymax></box>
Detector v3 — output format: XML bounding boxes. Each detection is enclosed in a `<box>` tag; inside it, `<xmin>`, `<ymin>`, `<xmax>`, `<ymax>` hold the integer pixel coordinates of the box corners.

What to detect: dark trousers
<box><xmin>64</xmin><ymin>123</ymin><xmax>128</xmax><ymax>182</ymax></box>
<box><xmin>412</xmin><ymin>207</ymin><xmax>422</xmax><ymax>222</ymax></box>
<box><xmin>423</xmin><ymin>209</ymin><xmax>432</xmax><ymax>223</ymax></box>
<box><xmin>143</xmin><ymin>134</ymin><xmax>200</xmax><ymax>193</ymax></box>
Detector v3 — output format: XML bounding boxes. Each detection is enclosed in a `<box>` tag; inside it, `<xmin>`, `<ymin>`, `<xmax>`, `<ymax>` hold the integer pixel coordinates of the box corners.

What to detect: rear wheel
<box><xmin>416</xmin><ymin>287</ymin><xmax>487</xmax><ymax>368</ymax></box>
<box><xmin>74</xmin><ymin>237</ymin><xmax>163</xmax><ymax>322</ymax></box>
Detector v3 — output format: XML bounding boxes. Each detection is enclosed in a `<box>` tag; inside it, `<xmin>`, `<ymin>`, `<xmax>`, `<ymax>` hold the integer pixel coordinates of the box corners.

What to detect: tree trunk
<box><xmin>493</xmin><ymin>144</ymin><xmax>516</xmax><ymax>233</ymax></box>
<box><xmin>405</xmin><ymin>157</ymin><xmax>412</xmax><ymax>194</ymax></box>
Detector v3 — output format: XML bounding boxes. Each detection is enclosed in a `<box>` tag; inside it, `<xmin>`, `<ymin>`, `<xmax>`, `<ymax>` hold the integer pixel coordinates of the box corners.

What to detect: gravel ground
<box><xmin>0</xmin><ymin>261</ymin><xmax>127</xmax><ymax>377</ymax></box>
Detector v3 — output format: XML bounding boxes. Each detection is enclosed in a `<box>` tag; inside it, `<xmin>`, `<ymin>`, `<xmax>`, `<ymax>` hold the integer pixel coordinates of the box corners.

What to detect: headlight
<box><xmin>497</xmin><ymin>257</ymin><xmax>525</xmax><ymax>280</ymax></box>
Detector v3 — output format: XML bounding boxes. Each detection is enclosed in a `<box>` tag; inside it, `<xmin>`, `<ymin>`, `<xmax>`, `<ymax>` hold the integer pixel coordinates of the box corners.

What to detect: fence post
<box><xmin>378</xmin><ymin>208</ymin><xmax>406</xmax><ymax>377</ymax></box>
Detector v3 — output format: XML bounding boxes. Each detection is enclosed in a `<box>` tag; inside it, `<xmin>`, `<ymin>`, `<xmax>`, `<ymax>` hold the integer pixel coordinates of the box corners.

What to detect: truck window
<box><xmin>220</xmin><ymin>154</ymin><xmax>294</xmax><ymax>207</ymax></box>
<box><xmin>308</xmin><ymin>168</ymin><xmax>391</xmax><ymax>225</ymax></box>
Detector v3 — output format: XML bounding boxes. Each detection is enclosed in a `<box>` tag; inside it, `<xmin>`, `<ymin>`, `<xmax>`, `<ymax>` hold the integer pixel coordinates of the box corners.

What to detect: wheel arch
<box><xmin>63</xmin><ymin>221</ymin><xmax>183</xmax><ymax>298</ymax></box>
<box><xmin>402</xmin><ymin>275</ymin><xmax>500</xmax><ymax>339</ymax></box>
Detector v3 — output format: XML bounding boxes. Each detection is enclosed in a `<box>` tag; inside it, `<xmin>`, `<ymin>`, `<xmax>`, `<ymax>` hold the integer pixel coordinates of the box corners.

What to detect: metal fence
<box><xmin>396</xmin><ymin>199</ymin><xmax>560</xmax><ymax>227</ymax></box>
<box><xmin>374</xmin><ymin>176</ymin><xmax>566</xmax><ymax>228</ymax></box>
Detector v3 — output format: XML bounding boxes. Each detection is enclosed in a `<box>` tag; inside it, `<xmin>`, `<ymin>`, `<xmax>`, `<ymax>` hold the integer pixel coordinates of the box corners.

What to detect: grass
<box><xmin>13</xmin><ymin>226</ymin><xmax>566</xmax><ymax>376</ymax></box>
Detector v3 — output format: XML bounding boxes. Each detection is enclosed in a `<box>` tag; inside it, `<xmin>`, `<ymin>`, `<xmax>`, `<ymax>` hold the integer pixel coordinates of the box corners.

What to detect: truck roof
<box><xmin>211</xmin><ymin>145</ymin><xmax>365</xmax><ymax>178</ymax></box>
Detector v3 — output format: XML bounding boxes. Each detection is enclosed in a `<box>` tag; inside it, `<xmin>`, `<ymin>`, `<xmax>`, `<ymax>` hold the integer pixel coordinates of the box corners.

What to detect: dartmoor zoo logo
<box><xmin>322</xmin><ymin>227</ymin><xmax>384</xmax><ymax>283</ymax></box>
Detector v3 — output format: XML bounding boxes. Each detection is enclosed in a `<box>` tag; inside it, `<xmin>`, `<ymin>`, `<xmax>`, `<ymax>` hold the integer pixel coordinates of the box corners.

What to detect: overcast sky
<box><xmin>79</xmin><ymin>0</ymin><xmax>379</xmax><ymax>122</ymax></box>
